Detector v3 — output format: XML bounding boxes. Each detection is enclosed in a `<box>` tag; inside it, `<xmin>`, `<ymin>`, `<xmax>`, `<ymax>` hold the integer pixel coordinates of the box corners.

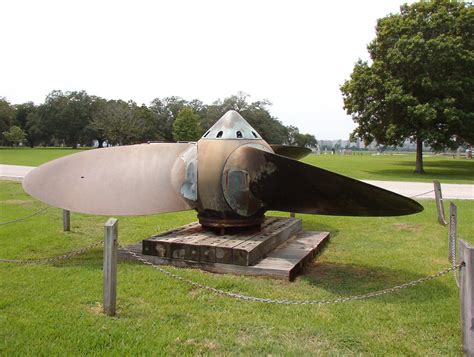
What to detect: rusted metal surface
<box><xmin>239</xmin><ymin>146</ymin><xmax>424</xmax><ymax>216</ymax></box>
<box><xmin>23</xmin><ymin>143</ymin><xmax>195</xmax><ymax>216</ymax></box>
<box><xmin>196</xmin><ymin>131</ymin><xmax>271</xmax><ymax>227</ymax></box>
<box><xmin>201</xmin><ymin>110</ymin><xmax>262</xmax><ymax>140</ymax></box>
<box><xmin>270</xmin><ymin>145</ymin><xmax>312</xmax><ymax>160</ymax></box>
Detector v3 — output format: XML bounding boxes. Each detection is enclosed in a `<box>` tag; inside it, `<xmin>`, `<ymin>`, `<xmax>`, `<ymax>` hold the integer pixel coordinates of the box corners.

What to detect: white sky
<box><xmin>0</xmin><ymin>0</ymin><xmax>412</xmax><ymax>140</ymax></box>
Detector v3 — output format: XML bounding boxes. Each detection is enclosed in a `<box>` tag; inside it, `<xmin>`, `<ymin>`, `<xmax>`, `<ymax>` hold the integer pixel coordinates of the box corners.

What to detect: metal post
<box><xmin>63</xmin><ymin>209</ymin><xmax>70</xmax><ymax>231</ymax></box>
<box><xmin>449</xmin><ymin>203</ymin><xmax>457</xmax><ymax>263</ymax></box>
<box><xmin>459</xmin><ymin>239</ymin><xmax>474</xmax><ymax>356</ymax></box>
<box><xmin>433</xmin><ymin>181</ymin><xmax>447</xmax><ymax>226</ymax></box>
<box><xmin>103</xmin><ymin>218</ymin><xmax>118</xmax><ymax>316</ymax></box>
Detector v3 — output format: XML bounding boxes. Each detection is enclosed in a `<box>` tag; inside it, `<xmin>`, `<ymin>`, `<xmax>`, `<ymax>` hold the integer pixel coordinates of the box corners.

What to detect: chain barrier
<box><xmin>0</xmin><ymin>241</ymin><xmax>103</xmax><ymax>265</ymax></box>
<box><xmin>409</xmin><ymin>189</ymin><xmax>435</xmax><ymax>199</ymax></box>
<box><xmin>122</xmin><ymin>246</ymin><xmax>463</xmax><ymax>305</ymax></box>
<box><xmin>449</xmin><ymin>221</ymin><xmax>461</xmax><ymax>289</ymax></box>
<box><xmin>0</xmin><ymin>207</ymin><xmax>49</xmax><ymax>225</ymax></box>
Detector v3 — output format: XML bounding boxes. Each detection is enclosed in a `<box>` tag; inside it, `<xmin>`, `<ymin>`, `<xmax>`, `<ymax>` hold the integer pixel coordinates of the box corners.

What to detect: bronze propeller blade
<box><xmin>242</xmin><ymin>147</ymin><xmax>423</xmax><ymax>216</ymax></box>
<box><xmin>22</xmin><ymin>143</ymin><xmax>195</xmax><ymax>216</ymax></box>
<box><xmin>270</xmin><ymin>145</ymin><xmax>312</xmax><ymax>160</ymax></box>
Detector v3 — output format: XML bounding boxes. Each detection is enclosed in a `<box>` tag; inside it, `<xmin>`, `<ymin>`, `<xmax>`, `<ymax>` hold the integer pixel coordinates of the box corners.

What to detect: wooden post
<box><xmin>290</xmin><ymin>212</ymin><xmax>295</xmax><ymax>218</ymax></box>
<box><xmin>449</xmin><ymin>203</ymin><xmax>457</xmax><ymax>263</ymax></box>
<box><xmin>433</xmin><ymin>181</ymin><xmax>447</xmax><ymax>226</ymax></box>
<box><xmin>103</xmin><ymin>218</ymin><xmax>118</xmax><ymax>316</ymax></box>
<box><xmin>459</xmin><ymin>239</ymin><xmax>474</xmax><ymax>356</ymax></box>
<box><xmin>63</xmin><ymin>209</ymin><xmax>70</xmax><ymax>231</ymax></box>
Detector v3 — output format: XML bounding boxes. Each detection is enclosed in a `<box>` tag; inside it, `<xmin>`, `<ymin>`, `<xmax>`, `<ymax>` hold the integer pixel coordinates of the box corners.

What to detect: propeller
<box><xmin>228</xmin><ymin>146</ymin><xmax>423</xmax><ymax>216</ymax></box>
<box><xmin>22</xmin><ymin>143</ymin><xmax>195</xmax><ymax>216</ymax></box>
<box><xmin>22</xmin><ymin>110</ymin><xmax>423</xmax><ymax>227</ymax></box>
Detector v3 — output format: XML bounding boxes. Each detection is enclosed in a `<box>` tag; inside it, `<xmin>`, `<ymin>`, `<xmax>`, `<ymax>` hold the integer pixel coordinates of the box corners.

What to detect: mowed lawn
<box><xmin>1</xmin><ymin>147</ymin><xmax>473</xmax><ymax>183</ymax></box>
<box><xmin>1</xmin><ymin>179</ymin><xmax>473</xmax><ymax>355</ymax></box>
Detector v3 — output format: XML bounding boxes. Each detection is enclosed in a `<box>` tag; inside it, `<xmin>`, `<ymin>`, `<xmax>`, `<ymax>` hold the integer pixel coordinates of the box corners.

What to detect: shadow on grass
<box><xmin>300</xmin><ymin>261</ymin><xmax>452</xmax><ymax>303</ymax></box>
<box><xmin>365</xmin><ymin>159</ymin><xmax>474</xmax><ymax>181</ymax></box>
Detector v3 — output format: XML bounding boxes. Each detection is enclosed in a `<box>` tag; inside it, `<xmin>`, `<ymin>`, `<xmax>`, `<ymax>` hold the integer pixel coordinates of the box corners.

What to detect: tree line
<box><xmin>0</xmin><ymin>91</ymin><xmax>317</xmax><ymax>149</ymax></box>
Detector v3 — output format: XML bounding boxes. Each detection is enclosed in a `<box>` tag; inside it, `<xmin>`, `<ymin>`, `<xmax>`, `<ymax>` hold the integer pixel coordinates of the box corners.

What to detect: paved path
<box><xmin>1</xmin><ymin>164</ymin><xmax>473</xmax><ymax>200</ymax></box>
<box><xmin>0</xmin><ymin>164</ymin><xmax>35</xmax><ymax>181</ymax></box>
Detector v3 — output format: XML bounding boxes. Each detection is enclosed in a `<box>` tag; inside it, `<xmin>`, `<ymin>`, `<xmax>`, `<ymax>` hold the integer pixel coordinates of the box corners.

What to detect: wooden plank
<box><xmin>232</xmin><ymin>218</ymin><xmax>302</xmax><ymax>266</ymax></box>
<box><xmin>103</xmin><ymin>218</ymin><xmax>118</xmax><ymax>316</ymax></box>
<box><xmin>63</xmin><ymin>209</ymin><xmax>70</xmax><ymax>232</ymax></box>
<box><xmin>459</xmin><ymin>239</ymin><xmax>474</xmax><ymax>356</ymax></box>
<box><xmin>142</xmin><ymin>222</ymin><xmax>199</xmax><ymax>257</ymax></box>
<box><xmin>169</xmin><ymin>226</ymin><xmax>204</xmax><ymax>259</ymax></box>
<box><xmin>433</xmin><ymin>181</ymin><xmax>447</xmax><ymax>226</ymax></box>
<box><xmin>199</xmin><ymin>236</ymin><xmax>230</xmax><ymax>263</ymax></box>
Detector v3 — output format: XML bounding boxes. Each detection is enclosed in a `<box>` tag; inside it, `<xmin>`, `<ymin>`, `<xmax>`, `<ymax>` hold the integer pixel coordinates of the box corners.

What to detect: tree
<box><xmin>295</xmin><ymin>133</ymin><xmax>318</xmax><ymax>149</ymax></box>
<box><xmin>0</xmin><ymin>98</ymin><xmax>15</xmax><ymax>145</ymax></box>
<box><xmin>40</xmin><ymin>90</ymin><xmax>96</xmax><ymax>148</ymax></box>
<box><xmin>149</xmin><ymin>96</ymin><xmax>187</xmax><ymax>141</ymax></box>
<box><xmin>172</xmin><ymin>107</ymin><xmax>201</xmax><ymax>141</ymax></box>
<box><xmin>14</xmin><ymin>102</ymin><xmax>39</xmax><ymax>147</ymax></box>
<box><xmin>341</xmin><ymin>0</ymin><xmax>473</xmax><ymax>173</ymax></box>
<box><xmin>2</xmin><ymin>126</ymin><xmax>26</xmax><ymax>146</ymax></box>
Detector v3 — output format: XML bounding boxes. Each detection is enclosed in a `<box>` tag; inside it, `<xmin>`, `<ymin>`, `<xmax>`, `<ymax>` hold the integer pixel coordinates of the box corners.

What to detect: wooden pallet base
<box><xmin>142</xmin><ymin>217</ymin><xmax>303</xmax><ymax>266</ymax></box>
<box><xmin>125</xmin><ymin>230</ymin><xmax>330</xmax><ymax>280</ymax></box>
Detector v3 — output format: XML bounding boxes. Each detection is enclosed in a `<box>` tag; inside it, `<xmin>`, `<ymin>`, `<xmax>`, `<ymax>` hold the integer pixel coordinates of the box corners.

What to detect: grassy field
<box><xmin>1</xmin><ymin>147</ymin><xmax>473</xmax><ymax>183</ymax></box>
<box><xmin>1</xmin><ymin>180</ymin><xmax>473</xmax><ymax>355</ymax></box>
<box><xmin>0</xmin><ymin>147</ymin><xmax>90</xmax><ymax>167</ymax></box>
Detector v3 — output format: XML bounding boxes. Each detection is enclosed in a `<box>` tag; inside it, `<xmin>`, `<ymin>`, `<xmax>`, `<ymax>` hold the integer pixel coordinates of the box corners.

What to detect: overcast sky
<box><xmin>0</xmin><ymin>0</ymin><xmax>413</xmax><ymax>140</ymax></box>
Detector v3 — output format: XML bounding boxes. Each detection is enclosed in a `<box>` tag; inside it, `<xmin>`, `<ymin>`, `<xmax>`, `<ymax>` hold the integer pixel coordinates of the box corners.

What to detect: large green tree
<box><xmin>40</xmin><ymin>90</ymin><xmax>96</xmax><ymax>148</ymax></box>
<box><xmin>172</xmin><ymin>107</ymin><xmax>201</xmax><ymax>141</ymax></box>
<box><xmin>89</xmin><ymin>99</ymin><xmax>156</xmax><ymax>146</ymax></box>
<box><xmin>0</xmin><ymin>98</ymin><xmax>15</xmax><ymax>145</ymax></box>
<box><xmin>341</xmin><ymin>0</ymin><xmax>473</xmax><ymax>173</ymax></box>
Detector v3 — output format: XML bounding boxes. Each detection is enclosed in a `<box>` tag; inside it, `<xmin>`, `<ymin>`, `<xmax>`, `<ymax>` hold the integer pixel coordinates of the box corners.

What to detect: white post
<box><xmin>63</xmin><ymin>209</ymin><xmax>70</xmax><ymax>231</ymax></box>
<box><xmin>433</xmin><ymin>181</ymin><xmax>447</xmax><ymax>226</ymax></box>
<box><xmin>459</xmin><ymin>239</ymin><xmax>474</xmax><ymax>356</ymax></box>
<box><xmin>103</xmin><ymin>218</ymin><xmax>118</xmax><ymax>316</ymax></box>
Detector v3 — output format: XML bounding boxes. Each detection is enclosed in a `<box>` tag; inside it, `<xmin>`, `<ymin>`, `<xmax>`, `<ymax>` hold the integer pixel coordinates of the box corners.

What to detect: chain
<box><xmin>0</xmin><ymin>207</ymin><xmax>49</xmax><ymax>225</ymax></box>
<box><xmin>449</xmin><ymin>214</ymin><xmax>461</xmax><ymax>288</ymax></box>
<box><xmin>122</xmin><ymin>247</ymin><xmax>463</xmax><ymax>305</ymax></box>
<box><xmin>409</xmin><ymin>189</ymin><xmax>434</xmax><ymax>199</ymax></box>
<box><xmin>0</xmin><ymin>241</ymin><xmax>103</xmax><ymax>265</ymax></box>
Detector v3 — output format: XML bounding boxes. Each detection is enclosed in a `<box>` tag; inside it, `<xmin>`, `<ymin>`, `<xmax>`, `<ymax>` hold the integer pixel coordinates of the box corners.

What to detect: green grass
<box><xmin>1</xmin><ymin>147</ymin><xmax>473</xmax><ymax>183</ymax></box>
<box><xmin>303</xmin><ymin>153</ymin><xmax>474</xmax><ymax>184</ymax></box>
<box><xmin>0</xmin><ymin>147</ymin><xmax>90</xmax><ymax>166</ymax></box>
<box><xmin>1</xmin><ymin>180</ymin><xmax>473</xmax><ymax>355</ymax></box>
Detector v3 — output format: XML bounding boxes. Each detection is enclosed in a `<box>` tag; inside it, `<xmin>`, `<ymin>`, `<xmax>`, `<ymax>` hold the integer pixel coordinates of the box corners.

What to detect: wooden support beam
<box><xmin>433</xmin><ymin>181</ymin><xmax>447</xmax><ymax>226</ymax></box>
<box><xmin>459</xmin><ymin>239</ymin><xmax>474</xmax><ymax>356</ymax></box>
<box><xmin>63</xmin><ymin>209</ymin><xmax>70</xmax><ymax>231</ymax></box>
<box><xmin>103</xmin><ymin>218</ymin><xmax>118</xmax><ymax>316</ymax></box>
<box><xmin>449</xmin><ymin>203</ymin><xmax>457</xmax><ymax>263</ymax></box>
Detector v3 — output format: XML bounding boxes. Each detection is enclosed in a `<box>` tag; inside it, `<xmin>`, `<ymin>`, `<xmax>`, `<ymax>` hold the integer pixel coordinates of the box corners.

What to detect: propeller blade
<box><xmin>22</xmin><ymin>143</ymin><xmax>195</xmax><ymax>215</ymax></box>
<box><xmin>242</xmin><ymin>147</ymin><xmax>423</xmax><ymax>216</ymax></box>
<box><xmin>270</xmin><ymin>144</ymin><xmax>312</xmax><ymax>160</ymax></box>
